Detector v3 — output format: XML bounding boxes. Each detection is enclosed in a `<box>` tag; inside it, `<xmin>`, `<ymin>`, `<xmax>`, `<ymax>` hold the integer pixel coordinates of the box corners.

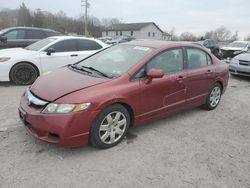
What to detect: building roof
<box><xmin>105</xmin><ymin>22</ymin><xmax>164</xmax><ymax>33</ymax></box>
<box><xmin>123</xmin><ymin>39</ymin><xmax>200</xmax><ymax>49</ymax></box>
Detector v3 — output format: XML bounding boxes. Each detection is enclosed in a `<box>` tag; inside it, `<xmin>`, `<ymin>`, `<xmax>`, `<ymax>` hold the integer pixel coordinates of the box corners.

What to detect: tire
<box><xmin>90</xmin><ymin>104</ymin><xmax>130</xmax><ymax>149</ymax></box>
<box><xmin>204</xmin><ymin>83</ymin><xmax>222</xmax><ymax>110</ymax></box>
<box><xmin>10</xmin><ymin>63</ymin><xmax>38</xmax><ymax>85</ymax></box>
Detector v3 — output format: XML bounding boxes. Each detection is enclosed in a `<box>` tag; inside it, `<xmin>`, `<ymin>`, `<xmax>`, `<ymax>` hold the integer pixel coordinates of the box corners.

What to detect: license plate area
<box><xmin>18</xmin><ymin>107</ymin><xmax>27</xmax><ymax>122</ymax></box>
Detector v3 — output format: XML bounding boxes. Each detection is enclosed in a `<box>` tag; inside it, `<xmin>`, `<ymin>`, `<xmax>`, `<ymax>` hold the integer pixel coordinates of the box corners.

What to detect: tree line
<box><xmin>0</xmin><ymin>3</ymin><xmax>122</xmax><ymax>37</ymax></box>
<box><xmin>0</xmin><ymin>3</ymin><xmax>249</xmax><ymax>41</ymax></box>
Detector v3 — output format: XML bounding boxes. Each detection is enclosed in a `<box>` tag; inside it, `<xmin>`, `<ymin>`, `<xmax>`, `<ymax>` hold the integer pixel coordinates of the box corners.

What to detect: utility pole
<box><xmin>81</xmin><ymin>0</ymin><xmax>90</xmax><ymax>36</ymax></box>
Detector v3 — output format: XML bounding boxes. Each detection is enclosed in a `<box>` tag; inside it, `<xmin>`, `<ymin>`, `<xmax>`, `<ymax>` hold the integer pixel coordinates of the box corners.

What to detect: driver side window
<box><xmin>147</xmin><ymin>48</ymin><xmax>184</xmax><ymax>74</ymax></box>
<box><xmin>3</xmin><ymin>29</ymin><xmax>25</xmax><ymax>40</ymax></box>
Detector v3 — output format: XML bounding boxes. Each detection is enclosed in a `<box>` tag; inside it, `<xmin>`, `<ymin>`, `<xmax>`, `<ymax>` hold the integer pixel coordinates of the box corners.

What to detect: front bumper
<box><xmin>229</xmin><ymin>64</ymin><xmax>250</xmax><ymax>77</ymax></box>
<box><xmin>19</xmin><ymin>95</ymin><xmax>99</xmax><ymax>147</ymax></box>
<box><xmin>0</xmin><ymin>63</ymin><xmax>12</xmax><ymax>81</ymax></box>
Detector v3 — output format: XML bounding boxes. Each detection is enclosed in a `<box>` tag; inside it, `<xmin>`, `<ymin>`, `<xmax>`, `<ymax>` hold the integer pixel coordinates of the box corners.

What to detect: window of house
<box><xmin>147</xmin><ymin>48</ymin><xmax>184</xmax><ymax>74</ymax></box>
<box><xmin>187</xmin><ymin>48</ymin><xmax>212</xmax><ymax>69</ymax></box>
<box><xmin>153</xmin><ymin>32</ymin><xmax>155</xmax><ymax>37</ymax></box>
<box><xmin>106</xmin><ymin>31</ymin><xmax>108</xmax><ymax>36</ymax></box>
<box><xmin>120</xmin><ymin>31</ymin><xmax>122</xmax><ymax>36</ymax></box>
<box><xmin>116</xmin><ymin>31</ymin><xmax>118</xmax><ymax>36</ymax></box>
<box><xmin>148</xmin><ymin>32</ymin><xmax>151</xmax><ymax>37</ymax></box>
<box><xmin>131</xmin><ymin>31</ymin><xmax>133</xmax><ymax>36</ymax></box>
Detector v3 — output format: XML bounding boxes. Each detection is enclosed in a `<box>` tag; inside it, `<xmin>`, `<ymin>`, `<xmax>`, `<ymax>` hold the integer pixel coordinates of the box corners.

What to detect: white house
<box><xmin>102</xmin><ymin>22</ymin><xmax>171</xmax><ymax>40</ymax></box>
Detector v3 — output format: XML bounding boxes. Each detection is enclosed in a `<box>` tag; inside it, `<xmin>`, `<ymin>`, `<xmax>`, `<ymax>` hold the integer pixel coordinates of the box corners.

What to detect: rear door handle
<box><xmin>206</xmin><ymin>69</ymin><xmax>213</xmax><ymax>74</ymax></box>
<box><xmin>70</xmin><ymin>54</ymin><xmax>78</xmax><ymax>57</ymax></box>
<box><xmin>176</xmin><ymin>75</ymin><xmax>185</xmax><ymax>82</ymax></box>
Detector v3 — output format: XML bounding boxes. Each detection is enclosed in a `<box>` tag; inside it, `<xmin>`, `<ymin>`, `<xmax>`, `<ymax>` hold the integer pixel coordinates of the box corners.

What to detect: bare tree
<box><xmin>205</xmin><ymin>26</ymin><xmax>238</xmax><ymax>42</ymax></box>
<box><xmin>179</xmin><ymin>32</ymin><xmax>197</xmax><ymax>41</ymax></box>
<box><xmin>101</xmin><ymin>18</ymin><xmax>123</xmax><ymax>28</ymax></box>
<box><xmin>245</xmin><ymin>34</ymin><xmax>250</xmax><ymax>41</ymax></box>
<box><xmin>17</xmin><ymin>3</ymin><xmax>32</xmax><ymax>26</ymax></box>
<box><xmin>33</xmin><ymin>9</ymin><xmax>44</xmax><ymax>27</ymax></box>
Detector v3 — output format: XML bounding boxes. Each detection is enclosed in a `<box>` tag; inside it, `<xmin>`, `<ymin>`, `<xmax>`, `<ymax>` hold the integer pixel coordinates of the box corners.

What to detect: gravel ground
<box><xmin>0</xmin><ymin>76</ymin><xmax>250</xmax><ymax>188</ymax></box>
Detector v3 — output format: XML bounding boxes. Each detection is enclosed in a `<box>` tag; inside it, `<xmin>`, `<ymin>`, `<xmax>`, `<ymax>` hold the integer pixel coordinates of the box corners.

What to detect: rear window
<box><xmin>45</xmin><ymin>31</ymin><xmax>61</xmax><ymax>36</ymax></box>
<box><xmin>187</xmin><ymin>48</ymin><xmax>212</xmax><ymax>69</ymax></box>
<box><xmin>26</xmin><ymin>30</ymin><xmax>46</xmax><ymax>39</ymax></box>
<box><xmin>78</xmin><ymin>39</ymin><xmax>102</xmax><ymax>51</ymax></box>
<box><xmin>49</xmin><ymin>39</ymin><xmax>78</xmax><ymax>52</ymax></box>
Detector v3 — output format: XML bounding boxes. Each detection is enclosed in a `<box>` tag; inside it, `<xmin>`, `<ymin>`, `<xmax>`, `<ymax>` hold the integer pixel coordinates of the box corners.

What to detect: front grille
<box><xmin>221</xmin><ymin>50</ymin><xmax>237</xmax><ymax>59</ymax></box>
<box><xmin>229</xmin><ymin>69</ymin><xmax>236</xmax><ymax>72</ymax></box>
<box><xmin>239</xmin><ymin>60</ymin><xmax>250</xmax><ymax>66</ymax></box>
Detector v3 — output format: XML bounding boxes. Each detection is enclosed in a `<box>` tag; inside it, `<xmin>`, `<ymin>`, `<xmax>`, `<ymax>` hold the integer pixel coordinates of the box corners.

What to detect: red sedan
<box><xmin>19</xmin><ymin>40</ymin><xmax>229</xmax><ymax>148</ymax></box>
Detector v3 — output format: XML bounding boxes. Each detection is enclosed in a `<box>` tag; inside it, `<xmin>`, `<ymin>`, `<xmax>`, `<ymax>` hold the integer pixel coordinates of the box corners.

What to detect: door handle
<box><xmin>206</xmin><ymin>69</ymin><xmax>213</xmax><ymax>74</ymax></box>
<box><xmin>70</xmin><ymin>54</ymin><xmax>78</xmax><ymax>57</ymax></box>
<box><xmin>176</xmin><ymin>75</ymin><xmax>185</xmax><ymax>82</ymax></box>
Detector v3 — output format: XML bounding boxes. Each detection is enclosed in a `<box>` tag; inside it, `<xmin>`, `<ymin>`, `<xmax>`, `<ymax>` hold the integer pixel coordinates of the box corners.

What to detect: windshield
<box><xmin>76</xmin><ymin>45</ymin><xmax>154</xmax><ymax>77</ymax></box>
<box><xmin>228</xmin><ymin>42</ymin><xmax>248</xmax><ymax>48</ymax></box>
<box><xmin>0</xmin><ymin>28</ymin><xmax>9</xmax><ymax>35</ymax></box>
<box><xmin>25</xmin><ymin>38</ymin><xmax>57</xmax><ymax>51</ymax></box>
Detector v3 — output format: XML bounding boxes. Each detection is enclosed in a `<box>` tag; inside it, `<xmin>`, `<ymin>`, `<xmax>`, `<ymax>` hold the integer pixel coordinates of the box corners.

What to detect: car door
<box><xmin>185</xmin><ymin>47</ymin><xmax>215</xmax><ymax>107</ymax></box>
<box><xmin>39</xmin><ymin>39</ymin><xmax>79</xmax><ymax>73</ymax></box>
<box><xmin>137</xmin><ymin>48</ymin><xmax>187</xmax><ymax>121</ymax></box>
<box><xmin>76</xmin><ymin>39</ymin><xmax>103</xmax><ymax>60</ymax></box>
<box><xmin>25</xmin><ymin>29</ymin><xmax>47</xmax><ymax>46</ymax></box>
<box><xmin>1</xmin><ymin>29</ymin><xmax>26</xmax><ymax>48</ymax></box>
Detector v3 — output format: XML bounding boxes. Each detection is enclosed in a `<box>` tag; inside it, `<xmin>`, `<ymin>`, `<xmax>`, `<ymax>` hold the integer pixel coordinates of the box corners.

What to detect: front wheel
<box><xmin>204</xmin><ymin>83</ymin><xmax>222</xmax><ymax>110</ymax></box>
<box><xmin>90</xmin><ymin>104</ymin><xmax>130</xmax><ymax>149</ymax></box>
<box><xmin>10</xmin><ymin>63</ymin><xmax>38</xmax><ymax>85</ymax></box>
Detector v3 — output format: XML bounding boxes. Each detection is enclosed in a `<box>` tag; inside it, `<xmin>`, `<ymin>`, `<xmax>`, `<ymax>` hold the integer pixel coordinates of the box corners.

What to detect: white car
<box><xmin>220</xmin><ymin>41</ymin><xmax>250</xmax><ymax>60</ymax></box>
<box><xmin>0</xmin><ymin>36</ymin><xmax>109</xmax><ymax>85</ymax></box>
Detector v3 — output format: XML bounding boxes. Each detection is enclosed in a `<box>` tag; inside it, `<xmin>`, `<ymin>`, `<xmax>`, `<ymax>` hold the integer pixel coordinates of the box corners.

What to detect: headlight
<box><xmin>0</xmin><ymin>57</ymin><xmax>11</xmax><ymax>62</ymax></box>
<box><xmin>233</xmin><ymin>51</ymin><xmax>242</xmax><ymax>55</ymax></box>
<box><xmin>42</xmin><ymin>103</ymin><xmax>91</xmax><ymax>114</ymax></box>
<box><xmin>230</xmin><ymin>58</ymin><xmax>239</xmax><ymax>65</ymax></box>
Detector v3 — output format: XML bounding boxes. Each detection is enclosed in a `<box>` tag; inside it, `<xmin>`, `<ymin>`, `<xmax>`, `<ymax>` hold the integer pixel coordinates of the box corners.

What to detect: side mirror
<box><xmin>0</xmin><ymin>36</ymin><xmax>7</xmax><ymax>43</ymax></box>
<box><xmin>146</xmin><ymin>68</ymin><xmax>164</xmax><ymax>81</ymax></box>
<box><xmin>46</xmin><ymin>48</ymin><xmax>56</xmax><ymax>55</ymax></box>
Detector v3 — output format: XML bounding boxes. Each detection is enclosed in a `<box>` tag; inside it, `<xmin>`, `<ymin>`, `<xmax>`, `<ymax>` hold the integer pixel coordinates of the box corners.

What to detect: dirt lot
<box><xmin>0</xmin><ymin>76</ymin><xmax>250</xmax><ymax>188</ymax></box>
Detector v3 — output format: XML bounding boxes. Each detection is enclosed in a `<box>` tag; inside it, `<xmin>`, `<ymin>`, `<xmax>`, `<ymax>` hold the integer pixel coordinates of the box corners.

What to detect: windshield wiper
<box><xmin>68</xmin><ymin>64</ymin><xmax>92</xmax><ymax>74</ymax></box>
<box><xmin>80</xmin><ymin>66</ymin><xmax>112</xmax><ymax>78</ymax></box>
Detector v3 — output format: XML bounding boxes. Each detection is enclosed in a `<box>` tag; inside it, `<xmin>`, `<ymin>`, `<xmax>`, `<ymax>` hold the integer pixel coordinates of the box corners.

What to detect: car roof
<box><xmin>3</xmin><ymin>26</ymin><xmax>59</xmax><ymax>32</ymax></box>
<box><xmin>232</xmin><ymin>41</ymin><xmax>249</xmax><ymax>44</ymax></box>
<box><xmin>124</xmin><ymin>39</ymin><xmax>200</xmax><ymax>49</ymax></box>
<box><xmin>48</xmin><ymin>36</ymin><xmax>98</xmax><ymax>40</ymax></box>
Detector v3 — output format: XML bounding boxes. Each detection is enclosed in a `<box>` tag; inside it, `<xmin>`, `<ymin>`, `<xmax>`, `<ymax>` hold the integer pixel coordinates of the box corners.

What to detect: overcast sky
<box><xmin>1</xmin><ymin>0</ymin><xmax>249</xmax><ymax>39</ymax></box>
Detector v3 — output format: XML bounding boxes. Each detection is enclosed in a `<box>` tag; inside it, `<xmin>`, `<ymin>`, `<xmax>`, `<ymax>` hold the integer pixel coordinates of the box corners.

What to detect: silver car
<box><xmin>229</xmin><ymin>51</ymin><xmax>250</xmax><ymax>77</ymax></box>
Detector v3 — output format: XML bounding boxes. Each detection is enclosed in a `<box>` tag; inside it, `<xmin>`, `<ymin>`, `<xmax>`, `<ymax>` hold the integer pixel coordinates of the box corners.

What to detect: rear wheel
<box><xmin>204</xmin><ymin>83</ymin><xmax>222</xmax><ymax>110</ymax></box>
<box><xmin>10</xmin><ymin>63</ymin><xmax>38</xmax><ymax>85</ymax></box>
<box><xmin>90</xmin><ymin>104</ymin><xmax>130</xmax><ymax>149</ymax></box>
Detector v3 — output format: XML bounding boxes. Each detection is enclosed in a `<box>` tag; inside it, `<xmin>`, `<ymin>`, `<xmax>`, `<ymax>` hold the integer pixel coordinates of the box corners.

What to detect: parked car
<box><xmin>195</xmin><ymin>39</ymin><xmax>220</xmax><ymax>58</ymax></box>
<box><xmin>220</xmin><ymin>41</ymin><xmax>250</xmax><ymax>60</ymax></box>
<box><xmin>97</xmin><ymin>37</ymin><xmax>113</xmax><ymax>43</ymax></box>
<box><xmin>106</xmin><ymin>35</ymin><xmax>135</xmax><ymax>45</ymax></box>
<box><xmin>0</xmin><ymin>36</ymin><xmax>109</xmax><ymax>85</ymax></box>
<box><xmin>229</xmin><ymin>51</ymin><xmax>250</xmax><ymax>77</ymax></box>
<box><xmin>19</xmin><ymin>40</ymin><xmax>229</xmax><ymax>148</ymax></box>
<box><xmin>0</xmin><ymin>27</ymin><xmax>61</xmax><ymax>49</ymax></box>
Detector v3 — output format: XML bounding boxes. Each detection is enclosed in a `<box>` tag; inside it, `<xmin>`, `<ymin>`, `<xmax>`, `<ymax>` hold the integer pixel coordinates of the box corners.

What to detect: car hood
<box><xmin>30</xmin><ymin>67</ymin><xmax>109</xmax><ymax>101</ymax></box>
<box><xmin>0</xmin><ymin>48</ymin><xmax>37</xmax><ymax>57</ymax></box>
<box><xmin>220</xmin><ymin>46</ymin><xmax>244</xmax><ymax>51</ymax></box>
<box><xmin>234</xmin><ymin>53</ymin><xmax>250</xmax><ymax>61</ymax></box>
